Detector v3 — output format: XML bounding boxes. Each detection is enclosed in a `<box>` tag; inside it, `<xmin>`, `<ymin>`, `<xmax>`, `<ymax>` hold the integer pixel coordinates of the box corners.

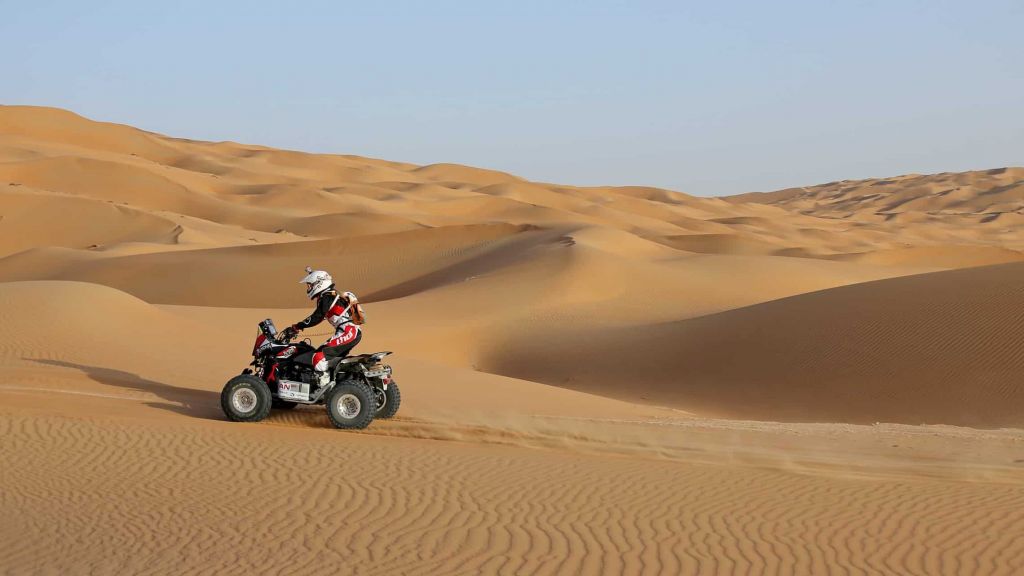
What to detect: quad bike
<box><xmin>220</xmin><ymin>318</ymin><xmax>401</xmax><ymax>429</ymax></box>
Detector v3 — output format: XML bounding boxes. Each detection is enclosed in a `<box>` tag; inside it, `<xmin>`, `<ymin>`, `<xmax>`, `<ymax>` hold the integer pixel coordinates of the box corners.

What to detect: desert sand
<box><xmin>1</xmin><ymin>106</ymin><xmax>1022</xmax><ymax>574</ymax></box>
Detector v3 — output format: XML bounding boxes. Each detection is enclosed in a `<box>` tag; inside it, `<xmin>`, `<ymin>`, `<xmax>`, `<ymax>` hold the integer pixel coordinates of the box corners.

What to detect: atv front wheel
<box><xmin>326</xmin><ymin>380</ymin><xmax>375</xmax><ymax>429</ymax></box>
<box><xmin>374</xmin><ymin>381</ymin><xmax>401</xmax><ymax>419</ymax></box>
<box><xmin>221</xmin><ymin>375</ymin><xmax>272</xmax><ymax>422</ymax></box>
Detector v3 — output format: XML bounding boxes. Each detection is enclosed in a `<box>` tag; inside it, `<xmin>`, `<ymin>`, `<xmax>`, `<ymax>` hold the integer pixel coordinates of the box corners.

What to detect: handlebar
<box><xmin>276</xmin><ymin>327</ymin><xmax>301</xmax><ymax>343</ymax></box>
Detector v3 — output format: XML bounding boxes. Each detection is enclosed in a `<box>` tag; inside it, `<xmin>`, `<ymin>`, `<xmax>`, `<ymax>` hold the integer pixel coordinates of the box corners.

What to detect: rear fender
<box><xmin>331</xmin><ymin>363</ymin><xmax>361</xmax><ymax>381</ymax></box>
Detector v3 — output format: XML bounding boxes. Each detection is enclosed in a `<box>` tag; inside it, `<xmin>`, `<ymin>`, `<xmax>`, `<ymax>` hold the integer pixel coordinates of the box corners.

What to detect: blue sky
<box><xmin>2</xmin><ymin>0</ymin><xmax>1021</xmax><ymax>195</ymax></box>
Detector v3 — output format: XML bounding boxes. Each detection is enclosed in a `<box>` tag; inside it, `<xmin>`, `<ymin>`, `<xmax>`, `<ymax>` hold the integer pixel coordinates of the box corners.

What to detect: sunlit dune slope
<box><xmin>0</xmin><ymin>282</ymin><xmax>239</xmax><ymax>358</ymax></box>
<box><xmin>0</xmin><ymin>187</ymin><xmax>181</xmax><ymax>256</ymax></box>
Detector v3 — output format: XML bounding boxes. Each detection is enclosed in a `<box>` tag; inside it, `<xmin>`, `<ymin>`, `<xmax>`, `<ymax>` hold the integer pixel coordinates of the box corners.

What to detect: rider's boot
<box><xmin>311</xmin><ymin>352</ymin><xmax>332</xmax><ymax>395</ymax></box>
<box><xmin>314</xmin><ymin>370</ymin><xmax>330</xmax><ymax>393</ymax></box>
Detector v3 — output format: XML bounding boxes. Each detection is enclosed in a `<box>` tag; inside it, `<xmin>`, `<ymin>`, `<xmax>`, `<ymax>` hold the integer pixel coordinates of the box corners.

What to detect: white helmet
<box><xmin>299</xmin><ymin>267</ymin><xmax>333</xmax><ymax>299</ymax></box>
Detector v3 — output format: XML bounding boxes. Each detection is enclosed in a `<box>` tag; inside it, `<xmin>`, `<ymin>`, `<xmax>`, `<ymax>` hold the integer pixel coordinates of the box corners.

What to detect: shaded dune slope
<box><xmin>481</xmin><ymin>262</ymin><xmax>1024</xmax><ymax>427</ymax></box>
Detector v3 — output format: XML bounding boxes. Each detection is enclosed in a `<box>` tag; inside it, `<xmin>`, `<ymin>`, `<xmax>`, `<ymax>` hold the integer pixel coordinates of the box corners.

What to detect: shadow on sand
<box><xmin>29</xmin><ymin>358</ymin><xmax>223</xmax><ymax>420</ymax></box>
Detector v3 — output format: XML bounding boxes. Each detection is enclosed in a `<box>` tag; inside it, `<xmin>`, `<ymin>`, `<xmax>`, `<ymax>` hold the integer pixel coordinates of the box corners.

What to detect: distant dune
<box><xmin>729</xmin><ymin>168</ymin><xmax>1024</xmax><ymax>225</ymax></box>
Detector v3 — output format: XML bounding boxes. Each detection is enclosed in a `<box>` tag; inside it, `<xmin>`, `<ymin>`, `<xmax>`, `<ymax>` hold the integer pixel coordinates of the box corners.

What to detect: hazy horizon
<box><xmin>3</xmin><ymin>0</ymin><xmax>1021</xmax><ymax>195</ymax></box>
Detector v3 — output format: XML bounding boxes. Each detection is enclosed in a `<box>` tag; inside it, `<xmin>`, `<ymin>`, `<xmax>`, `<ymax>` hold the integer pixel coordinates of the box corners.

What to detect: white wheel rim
<box><xmin>232</xmin><ymin>388</ymin><xmax>258</xmax><ymax>414</ymax></box>
<box><xmin>375</xmin><ymin>388</ymin><xmax>386</xmax><ymax>411</ymax></box>
<box><xmin>337</xmin><ymin>393</ymin><xmax>361</xmax><ymax>419</ymax></box>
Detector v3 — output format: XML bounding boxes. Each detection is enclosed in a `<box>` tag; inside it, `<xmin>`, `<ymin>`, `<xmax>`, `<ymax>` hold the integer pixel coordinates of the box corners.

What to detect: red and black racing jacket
<box><xmin>292</xmin><ymin>288</ymin><xmax>360</xmax><ymax>334</ymax></box>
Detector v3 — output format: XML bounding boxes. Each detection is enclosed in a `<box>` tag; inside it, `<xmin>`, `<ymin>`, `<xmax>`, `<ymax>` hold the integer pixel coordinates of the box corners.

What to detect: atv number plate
<box><xmin>364</xmin><ymin>365</ymin><xmax>391</xmax><ymax>378</ymax></box>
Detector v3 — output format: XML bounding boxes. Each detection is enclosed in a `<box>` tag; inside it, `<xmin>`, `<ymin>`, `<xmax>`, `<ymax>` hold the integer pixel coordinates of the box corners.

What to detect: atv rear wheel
<box><xmin>221</xmin><ymin>375</ymin><xmax>272</xmax><ymax>422</ymax></box>
<box><xmin>326</xmin><ymin>380</ymin><xmax>375</xmax><ymax>429</ymax></box>
<box><xmin>374</xmin><ymin>381</ymin><xmax>401</xmax><ymax>419</ymax></box>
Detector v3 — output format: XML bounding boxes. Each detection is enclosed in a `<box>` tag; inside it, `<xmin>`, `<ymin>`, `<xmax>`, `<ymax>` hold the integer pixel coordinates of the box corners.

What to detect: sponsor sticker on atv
<box><xmin>278</xmin><ymin>380</ymin><xmax>310</xmax><ymax>401</ymax></box>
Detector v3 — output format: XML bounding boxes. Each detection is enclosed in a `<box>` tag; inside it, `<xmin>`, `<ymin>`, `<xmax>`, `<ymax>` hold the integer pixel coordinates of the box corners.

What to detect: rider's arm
<box><xmin>292</xmin><ymin>293</ymin><xmax>331</xmax><ymax>331</ymax></box>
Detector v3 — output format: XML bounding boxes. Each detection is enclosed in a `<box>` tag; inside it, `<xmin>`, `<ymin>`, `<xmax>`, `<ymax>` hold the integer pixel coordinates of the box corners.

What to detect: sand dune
<box><xmin>480</xmin><ymin>262</ymin><xmax>1024</xmax><ymax>427</ymax></box>
<box><xmin>0</xmin><ymin>223</ymin><xmax>540</xmax><ymax>306</ymax></box>
<box><xmin>0</xmin><ymin>187</ymin><xmax>181</xmax><ymax>256</ymax></box>
<box><xmin>2</xmin><ymin>106</ymin><xmax>1023</xmax><ymax>574</ymax></box>
<box><xmin>0</xmin><ymin>281</ymin><xmax>240</xmax><ymax>374</ymax></box>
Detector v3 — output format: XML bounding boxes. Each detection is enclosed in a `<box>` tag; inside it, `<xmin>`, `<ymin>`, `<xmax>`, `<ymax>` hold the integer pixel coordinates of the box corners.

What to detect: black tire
<box><xmin>374</xmin><ymin>381</ymin><xmax>401</xmax><ymax>419</ymax></box>
<box><xmin>325</xmin><ymin>380</ymin><xmax>375</xmax><ymax>429</ymax></box>
<box><xmin>272</xmin><ymin>398</ymin><xmax>299</xmax><ymax>410</ymax></box>
<box><xmin>221</xmin><ymin>375</ymin><xmax>272</xmax><ymax>422</ymax></box>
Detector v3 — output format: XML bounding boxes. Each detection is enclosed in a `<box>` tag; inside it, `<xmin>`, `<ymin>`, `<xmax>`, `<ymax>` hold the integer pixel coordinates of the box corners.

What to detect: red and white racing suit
<box><xmin>291</xmin><ymin>288</ymin><xmax>362</xmax><ymax>375</ymax></box>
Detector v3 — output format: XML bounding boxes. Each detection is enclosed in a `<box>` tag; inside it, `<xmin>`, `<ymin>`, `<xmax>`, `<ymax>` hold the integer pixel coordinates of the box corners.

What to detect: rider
<box><xmin>281</xmin><ymin>267</ymin><xmax>362</xmax><ymax>387</ymax></box>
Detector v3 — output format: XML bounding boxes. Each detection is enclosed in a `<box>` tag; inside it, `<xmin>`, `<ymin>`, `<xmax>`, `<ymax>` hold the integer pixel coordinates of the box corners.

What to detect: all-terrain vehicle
<box><xmin>220</xmin><ymin>318</ymin><xmax>401</xmax><ymax>429</ymax></box>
